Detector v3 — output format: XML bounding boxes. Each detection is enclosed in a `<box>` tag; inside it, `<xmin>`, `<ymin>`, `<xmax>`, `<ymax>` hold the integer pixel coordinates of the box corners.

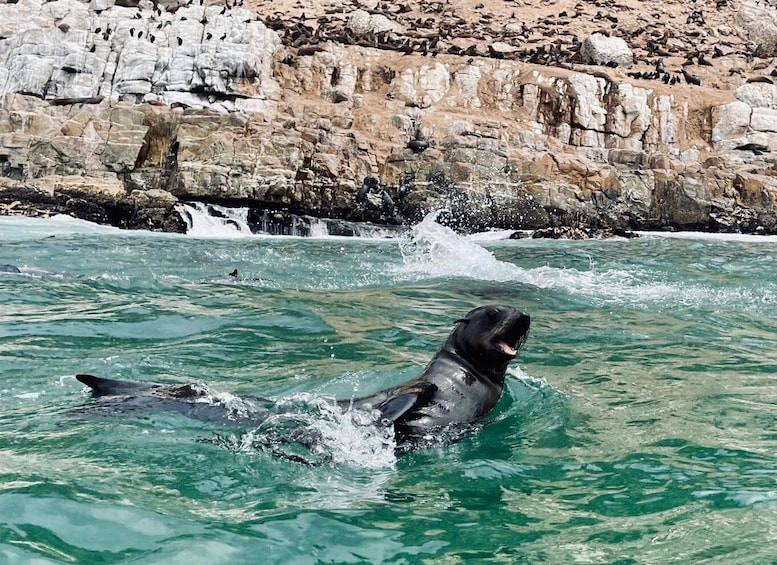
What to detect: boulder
<box><xmin>346</xmin><ymin>9</ymin><xmax>402</xmax><ymax>35</ymax></box>
<box><xmin>580</xmin><ymin>33</ymin><xmax>633</xmax><ymax>67</ymax></box>
<box><xmin>711</xmin><ymin>101</ymin><xmax>752</xmax><ymax>150</ymax></box>
<box><xmin>735</xmin><ymin>82</ymin><xmax>777</xmax><ymax>109</ymax></box>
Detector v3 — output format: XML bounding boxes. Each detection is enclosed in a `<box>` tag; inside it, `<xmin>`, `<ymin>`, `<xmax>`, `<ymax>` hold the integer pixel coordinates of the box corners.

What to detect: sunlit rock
<box><xmin>735</xmin><ymin>82</ymin><xmax>777</xmax><ymax>109</ymax></box>
<box><xmin>0</xmin><ymin>0</ymin><xmax>281</xmax><ymax>114</ymax></box>
<box><xmin>346</xmin><ymin>9</ymin><xmax>402</xmax><ymax>35</ymax></box>
<box><xmin>735</xmin><ymin>2</ymin><xmax>777</xmax><ymax>57</ymax></box>
<box><xmin>711</xmin><ymin>101</ymin><xmax>752</xmax><ymax>150</ymax></box>
<box><xmin>580</xmin><ymin>33</ymin><xmax>633</xmax><ymax>67</ymax></box>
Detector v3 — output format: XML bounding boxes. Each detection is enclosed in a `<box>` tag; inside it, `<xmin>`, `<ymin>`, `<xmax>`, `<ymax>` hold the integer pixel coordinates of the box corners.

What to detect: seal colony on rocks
<box><xmin>76</xmin><ymin>304</ymin><xmax>531</xmax><ymax>451</ymax></box>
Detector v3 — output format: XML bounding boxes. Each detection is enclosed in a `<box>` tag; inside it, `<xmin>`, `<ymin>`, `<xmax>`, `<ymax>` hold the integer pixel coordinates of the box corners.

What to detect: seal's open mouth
<box><xmin>493</xmin><ymin>315</ymin><xmax>530</xmax><ymax>358</ymax></box>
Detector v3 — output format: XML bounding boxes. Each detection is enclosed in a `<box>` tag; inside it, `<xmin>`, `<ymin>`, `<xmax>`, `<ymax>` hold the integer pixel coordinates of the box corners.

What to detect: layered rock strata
<box><xmin>0</xmin><ymin>0</ymin><xmax>776</xmax><ymax>234</ymax></box>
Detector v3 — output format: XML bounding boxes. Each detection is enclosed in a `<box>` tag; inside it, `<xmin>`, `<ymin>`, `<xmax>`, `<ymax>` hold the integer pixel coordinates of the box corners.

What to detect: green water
<box><xmin>1</xmin><ymin>214</ymin><xmax>777</xmax><ymax>564</ymax></box>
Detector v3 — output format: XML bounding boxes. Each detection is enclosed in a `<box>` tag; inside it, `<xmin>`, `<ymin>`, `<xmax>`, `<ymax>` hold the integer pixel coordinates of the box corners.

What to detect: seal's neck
<box><xmin>441</xmin><ymin>341</ymin><xmax>508</xmax><ymax>386</ymax></box>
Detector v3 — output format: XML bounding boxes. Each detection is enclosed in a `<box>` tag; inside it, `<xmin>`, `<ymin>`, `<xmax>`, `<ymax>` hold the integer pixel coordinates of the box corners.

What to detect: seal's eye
<box><xmin>486</xmin><ymin>309</ymin><xmax>499</xmax><ymax>322</ymax></box>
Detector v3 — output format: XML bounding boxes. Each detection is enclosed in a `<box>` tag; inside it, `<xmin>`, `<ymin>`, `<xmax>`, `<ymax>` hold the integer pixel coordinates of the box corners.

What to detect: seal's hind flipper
<box><xmin>76</xmin><ymin>374</ymin><xmax>155</xmax><ymax>396</ymax></box>
<box><xmin>374</xmin><ymin>380</ymin><xmax>438</xmax><ymax>423</ymax></box>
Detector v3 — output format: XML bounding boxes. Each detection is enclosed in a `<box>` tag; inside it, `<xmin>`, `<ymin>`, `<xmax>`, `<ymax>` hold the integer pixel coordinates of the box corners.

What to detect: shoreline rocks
<box><xmin>0</xmin><ymin>0</ymin><xmax>776</xmax><ymax>235</ymax></box>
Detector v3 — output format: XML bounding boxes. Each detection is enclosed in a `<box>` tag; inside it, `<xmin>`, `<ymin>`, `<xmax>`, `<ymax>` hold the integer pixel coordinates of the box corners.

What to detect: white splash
<box><xmin>58</xmin><ymin>375</ymin><xmax>77</xmax><ymax>386</ymax></box>
<box><xmin>507</xmin><ymin>366</ymin><xmax>558</xmax><ymax>392</ymax></box>
<box><xmin>394</xmin><ymin>211</ymin><xmax>777</xmax><ymax>310</ymax></box>
<box><xmin>14</xmin><ymin>391</ymin><xmax>42</xmax><ymax>400</ymax></box>
<box><xmin>467</xmin><ymin>228</ymin><xmax>525</xmax><ymax>241</ymax></box>
<box><xmin>308</xmin><ymin>218</ymin><xmax>330</xmax><ymax>238</ymax></box>
<box><xmin>636</xmin><ymin>231</ymin><xmax>777</xmax><ymax>242</ymax></box>
<box><xmin>396</xmin><ymin>211</ymin><xmax>634</xmax><ymax>295</ymax></box>
<box><xmin>180</xmin><ymin>383</ymin><xmax>271</xmax><ymax>423</ymax></box>
<box><xmin>238</xmin><ymin>393</ymin><xmax>396</xmax><ymax>469</ymax></box>
<box><xmin>0</xmin><ymin>214</ymin><xmax>122</xmax><ymax>241</ymax></box>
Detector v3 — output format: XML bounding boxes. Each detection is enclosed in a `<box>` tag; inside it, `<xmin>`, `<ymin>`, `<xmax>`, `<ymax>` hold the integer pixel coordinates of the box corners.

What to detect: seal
<box><xmin>346</xmin><ymin>304</ymin><xmax>530</xmax><ymax>445</ymax></box>
<box><xmin>76</xmin><ymin>304</ymin><xmax>530</xmax><ymax>448</ymax></box>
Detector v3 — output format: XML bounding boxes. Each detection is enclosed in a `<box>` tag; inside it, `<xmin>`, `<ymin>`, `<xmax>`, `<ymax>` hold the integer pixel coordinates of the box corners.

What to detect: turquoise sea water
<box><xmin>1</xmin><ymin>213</ymin><xmax>777</xmax><ymax>564</ymax></box>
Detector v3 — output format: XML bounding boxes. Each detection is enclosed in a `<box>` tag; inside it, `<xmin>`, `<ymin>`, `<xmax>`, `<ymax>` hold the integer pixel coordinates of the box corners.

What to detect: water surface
<box><xmin>1</xmin><ymin>214</ymin><xmax>776</xmax><ymax>563</ymax></box>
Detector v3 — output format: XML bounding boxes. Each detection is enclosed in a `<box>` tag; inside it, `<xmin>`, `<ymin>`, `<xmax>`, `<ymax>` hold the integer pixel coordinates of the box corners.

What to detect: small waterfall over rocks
<box><xmin>179</xmin><ymin>202</ymin><xmax>406</xmax><ymax>238</ymax></box>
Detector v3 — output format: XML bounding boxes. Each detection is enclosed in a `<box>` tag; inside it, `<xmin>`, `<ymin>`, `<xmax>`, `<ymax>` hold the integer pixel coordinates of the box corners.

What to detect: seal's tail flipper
<box><xmin>76</xmin><ymin>374</ymin><xmax>155</xmax><ymax>396</ymax></box>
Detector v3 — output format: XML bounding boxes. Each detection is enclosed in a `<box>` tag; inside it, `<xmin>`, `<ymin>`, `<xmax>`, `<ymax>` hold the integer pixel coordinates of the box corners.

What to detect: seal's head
<box><xmin>450</xmin><ymin>305</ymin><xmax>531</xmax><ymax>381</ymax></box>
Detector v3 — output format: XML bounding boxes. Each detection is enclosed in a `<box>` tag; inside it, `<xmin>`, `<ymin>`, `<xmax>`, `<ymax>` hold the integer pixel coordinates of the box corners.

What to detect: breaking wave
<box><xmin>395</xmin><ymin>212</ymin><xmax>777</xmax><ymax>310</ymax></box>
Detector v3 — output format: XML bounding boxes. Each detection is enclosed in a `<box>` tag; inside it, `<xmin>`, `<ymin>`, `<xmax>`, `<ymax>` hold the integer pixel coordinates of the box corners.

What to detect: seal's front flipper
<box><xmin>76</xmin><ymin>374</ymin><xmax>156</xmax><ymax>396</ymax></box>
<box><xmin>375</xmin><ymin>380</ymin><xmax>438</xmax><ymax>423</ymax></box>
<box><xmin>379</xmin><ymin>393</ymin><xmax>421</xmax><ymax>421</ymax></box>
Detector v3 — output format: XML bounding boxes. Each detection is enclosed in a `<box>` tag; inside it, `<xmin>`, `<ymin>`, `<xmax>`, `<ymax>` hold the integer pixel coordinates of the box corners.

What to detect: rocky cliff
<box><xmin>1</xmin><ymin>0</ymin><xmax>776</xmax><ymax>234</ymax></box>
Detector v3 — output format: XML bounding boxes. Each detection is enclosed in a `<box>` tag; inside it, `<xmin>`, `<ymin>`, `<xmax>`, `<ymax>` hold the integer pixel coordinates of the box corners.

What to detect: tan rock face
<box><xmin>0</xmin><ymin>0</ymin><xmax>776</xmax><ymax>234</ymax></box>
